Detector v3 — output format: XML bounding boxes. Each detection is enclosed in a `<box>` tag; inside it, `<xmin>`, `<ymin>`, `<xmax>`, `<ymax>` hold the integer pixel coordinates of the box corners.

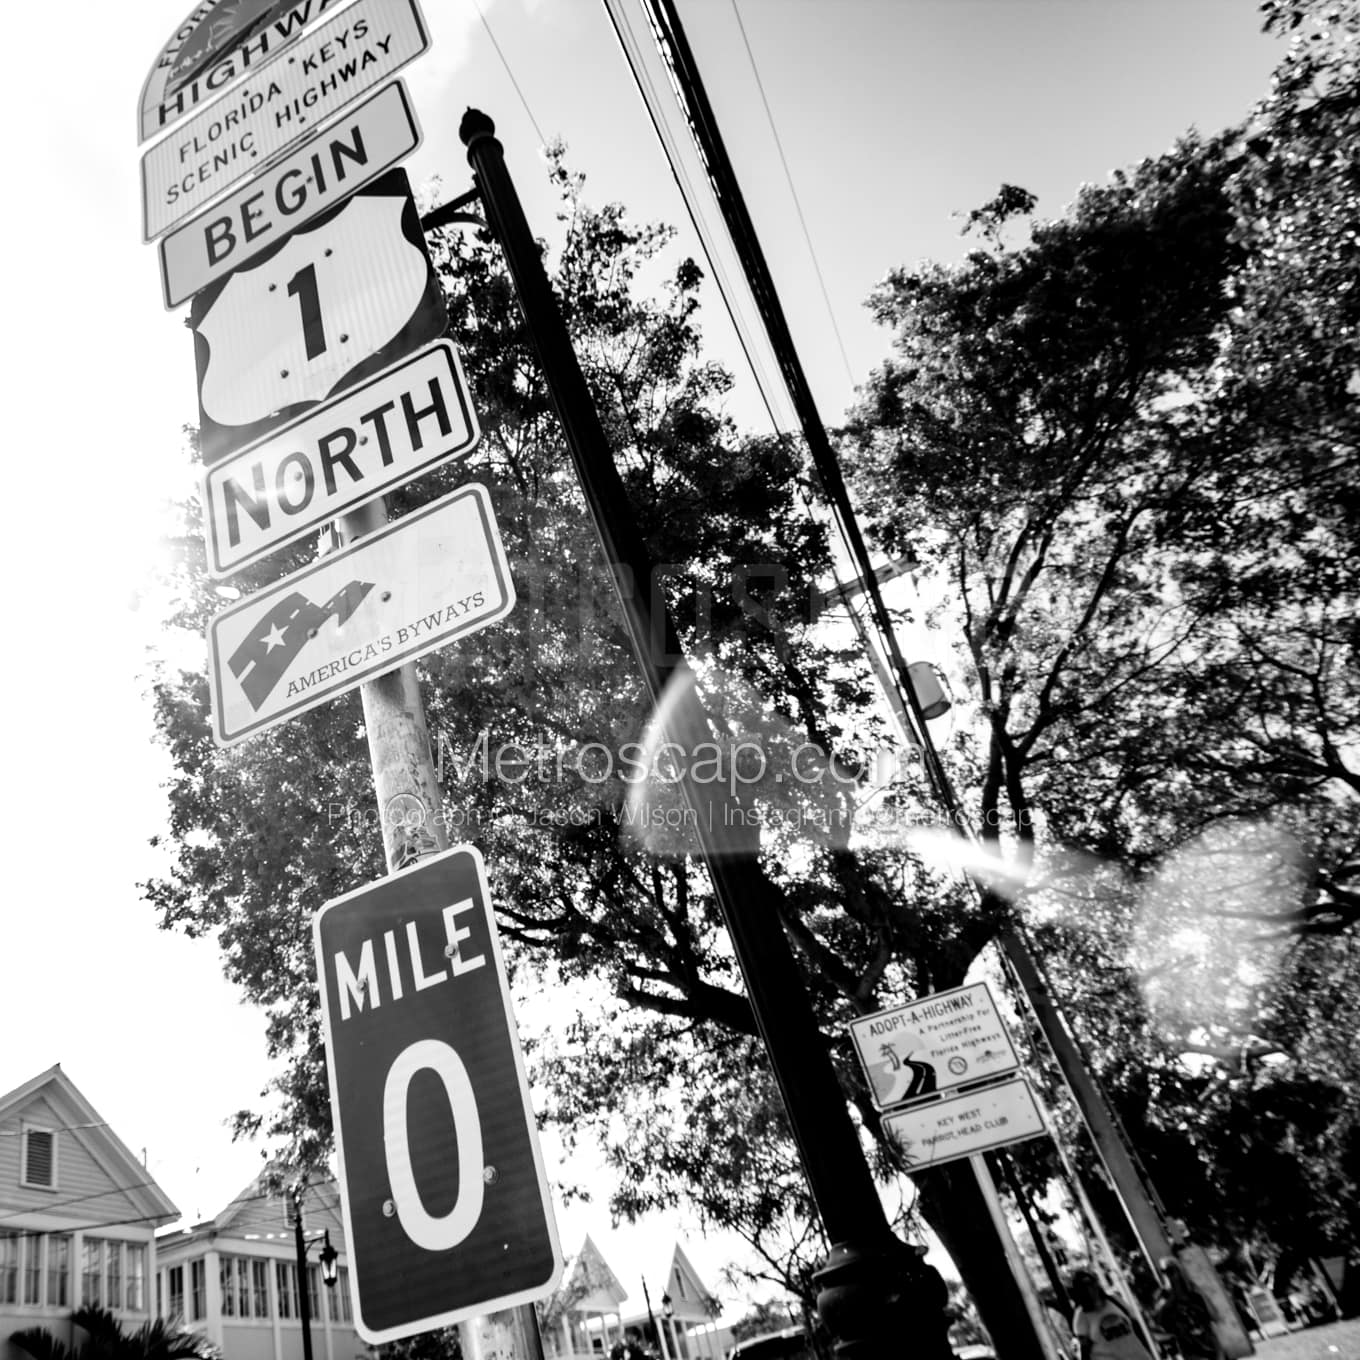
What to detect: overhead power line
<box><xmin>728</xmin><ymin>0</ymin><xmax>855</xmax><ymax>388</ymax></box>
<box><xmin>472</xmin><ymin>0</ymin><xmax>548</xmax><ymax>147</ymax></box>
<box><xmin>604</xmin><ymin>0</ymin><xmax>951</xmax><ymax>799</ymax></box>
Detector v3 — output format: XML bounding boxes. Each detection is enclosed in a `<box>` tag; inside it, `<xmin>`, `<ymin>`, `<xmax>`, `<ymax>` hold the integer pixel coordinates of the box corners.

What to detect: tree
<box><xmin>10</xmin><ymin>1308</ymin><xmax>218</xmax><ymax>1360</ymax></box>
<box><xmin>146</xmin><ymin>150</ymin><xmax>1042</xmax><ymax>1350</ymax></box>
<box><xmin>841</xmin><ymin>4</ymin><xmax>1359</xmax><ymax>1283</ymax></box>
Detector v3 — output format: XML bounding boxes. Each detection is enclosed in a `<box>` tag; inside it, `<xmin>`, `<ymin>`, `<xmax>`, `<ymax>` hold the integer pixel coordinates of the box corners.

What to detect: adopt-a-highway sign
<box><xmin>848</xmin><ymin>982</ymin><xmax>1020</xmax><ymax>1111</ymax></box>
<box><xmin>314</xmin><ymin>846</ymin><xmax>563</xmax><ymax>1341</ymax></box>
<box><xmin>206</xmin><ymin>483</ymin><xmax>513</xmax><ymax>746</ymax></box>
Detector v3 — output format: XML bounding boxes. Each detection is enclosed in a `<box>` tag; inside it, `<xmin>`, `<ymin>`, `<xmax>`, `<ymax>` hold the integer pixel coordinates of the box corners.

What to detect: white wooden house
<box><xmin>0</xmin><ymin>1066</ymin><xmax>179</xmax><ymax>1360</ymax></box>
<box><xmin>155</xmin><ymin>1172</ymin><xmax>363</xmax><ymax>1360</ymax></box>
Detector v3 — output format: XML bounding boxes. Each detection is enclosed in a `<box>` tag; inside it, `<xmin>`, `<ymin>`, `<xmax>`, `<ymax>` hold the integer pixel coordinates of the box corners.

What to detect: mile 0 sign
<box><xmin>314</xmin><ymin>846</ymin><xmax>563</xmax><ymax>1341</ymax></box>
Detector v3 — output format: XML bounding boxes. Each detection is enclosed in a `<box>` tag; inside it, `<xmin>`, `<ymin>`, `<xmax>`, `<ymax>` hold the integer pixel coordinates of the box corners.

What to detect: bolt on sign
<box><xmin>206</xmin><ymin>483</ymin><xmax>515</xmax><ymax>746</ymax></box>
<box><xmin>160</xmin><ymin>79</ymin><xmax>422</xmax><ymax>308</ymax></box>
<box><xmin>141</xmin><ymin>0</ymin><xmax>431</xmax><ymax>241</ymax></box>
<box><xmin>314</xmin><ymin>846</ymin><xmax>564</xmax><ymax>1341</ymax></box>
<box><xmin>203</xmin><ymin>339</ymin><xmax>478</xmax><ymax>577</ymax></box>
<box><xmin>138</xmin><ymin>0</ymin><xmax>345</xmax><ymax>145</ymax></box>
<box><xmin>847</xmin><ymin>982</ymin><xmax>1021</xmax><ymax>1111</ymax></box>
<box><xmin>189</xmin><ymin>167</ymin><xmax>446</xmax><ymax>464</ymax></box>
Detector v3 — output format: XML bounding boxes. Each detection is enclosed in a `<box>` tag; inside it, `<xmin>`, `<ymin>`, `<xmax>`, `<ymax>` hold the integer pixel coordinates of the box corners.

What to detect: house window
<box><xmin>126</xmin><ymin>1244</ymin><xmax>146</xmax><ymax>1312</ymax></box>
<box><xmin>237</xmin><ymin>1258</ymin><xmax>252</xmax><ymax>1317</ymax></box>
<box><xmin>167</xmin><ymin>1264</ymin><xmax>184</xmax><ymax>1320</ymax></box>
<box><xmin>82</xmin><ymin>1238</ymin><xmax>105</xmax><ymax>1307</ymax></box>
<box><xmin>252</xmin><ymin>1260</ymin><xmax>270</xmax><ymax>1318</ymax></box>
<box><xmin>21</xmin><ymin>1128</ymin><xmax>56</xmax><ymax>1189</ymax></box>
<box><xmin>305</xmin><ymin>1264</ymin><xmax>320</xmax><ymax>1321</ymax></box>
<box><xmin>48</xmin><ymin>1235</ymin><xmax>70</xmax><ymax>1308</ymax></box>
<box><xmin>107</xmin><ymin>1243</ymin><xmax>122</xmax><ymax>1311</ymax></box>
<box><xmin>276</xmin><ymin>1262</ymin><xmax>297</xmax><ymax>1319</ymax></box>
<box><xmin>0</xmin><ymin>1231</ymin><xmax>19</xmax><ymax>1305</ymax></box>
<box><xmin>220</xmin><ymin>1256</ymin><xmax>256</xmax><ymax>1318</ymax></box>
<box><xmin>327</xmin><ymin>1269</ymin><xmax>351</xmax><ymax>1323</ymax></box>
<box><xmin>22</xmin><ymin>1233</ymin><xmax>43</xmax><ymax>1305</ymax></box>
<box><xmin>189</xmin><ymin>1259</ymin><xmax>206</xmax><ymax>1321</ymax></box>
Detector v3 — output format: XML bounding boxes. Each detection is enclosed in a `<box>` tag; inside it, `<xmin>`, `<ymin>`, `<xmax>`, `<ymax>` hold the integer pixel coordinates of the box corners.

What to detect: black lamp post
<box><xmin>661</xmin><ymin>1293</ymin><xmax>674</xmax><ymax>1358</ymax></box>
<box><xmin>291</xmin><ymin>1186</ymin><xmax>340</xmax><ymax>1360</ymax></box>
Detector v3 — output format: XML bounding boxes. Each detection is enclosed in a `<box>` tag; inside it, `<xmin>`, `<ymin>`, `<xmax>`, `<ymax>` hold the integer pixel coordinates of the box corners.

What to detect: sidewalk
<box><xmin>1251</xmin><ymin>1317</ymin><xmax>1360</xmax><ymax>1360</ymax></box>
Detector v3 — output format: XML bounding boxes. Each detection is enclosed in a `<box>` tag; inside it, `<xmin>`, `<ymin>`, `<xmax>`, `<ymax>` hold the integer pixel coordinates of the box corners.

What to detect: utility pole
<box><xmin>337</xmin><ymin>498</ymin><xmax>546</xmax><ymax>1360</ymax></box>
<box><xmin>996</xmin><ymin>929</ymin><xmax>1174</xmax><ymax>1267</ymax></box>
<box><xmin>458</xmin><ymin>108</ymin><xmax>953</xmax><ymax>1359</ymax></box>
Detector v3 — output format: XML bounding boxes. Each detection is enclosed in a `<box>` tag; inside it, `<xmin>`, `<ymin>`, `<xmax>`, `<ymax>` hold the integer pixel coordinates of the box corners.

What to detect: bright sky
<box><xmin>1</xmin><ymin>0</ymin><xmax>1279</xmax><ymax>1315</ymax></box>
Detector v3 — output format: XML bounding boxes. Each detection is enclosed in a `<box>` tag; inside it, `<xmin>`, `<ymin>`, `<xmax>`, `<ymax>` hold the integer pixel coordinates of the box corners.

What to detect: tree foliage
<box><xmin>841</xmin><ymin>0</ymin><xmax>1359</xmax><ymax>1267</ymax></box>
<box><xmin>10</xmin><ymin>1308</ymin><xmax>218</xmax><ymax>1360</ymax></box>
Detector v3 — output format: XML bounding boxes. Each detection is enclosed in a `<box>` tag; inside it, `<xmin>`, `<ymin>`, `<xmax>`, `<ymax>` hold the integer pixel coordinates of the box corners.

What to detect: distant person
<box><xmin>609</xmin><ymin>1331</ymin><xmax>652</xmax><ymax>1360</ymax></box>
<box><xmin>1154</xmin><ymin>1257</ymin><xmax>1223</xmax><ymax>1360</ymax></box>
<box><xmin>1070</xmin><ymin>1269</ymin><xmax>1154</xmax><ymax>1360</ymax></box>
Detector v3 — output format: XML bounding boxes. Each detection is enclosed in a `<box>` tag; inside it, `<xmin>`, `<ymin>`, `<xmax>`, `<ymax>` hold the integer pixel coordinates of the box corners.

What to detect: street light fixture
<box><xmin>660</xmin><ymin>1293</ymin><xmax>675</xmax><ymax>1359</ymax></box>
<box><xmin>318</xmin><ymin>1231</ymin><xmax>339</xmax><ymax>1289</ymax></box>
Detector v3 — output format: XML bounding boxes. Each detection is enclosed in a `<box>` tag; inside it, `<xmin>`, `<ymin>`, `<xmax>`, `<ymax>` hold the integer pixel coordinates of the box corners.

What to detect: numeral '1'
<box><xmin>286</xmin><ymin>263</ymin><xmax>326</xmax><ymax>360</ymax></box>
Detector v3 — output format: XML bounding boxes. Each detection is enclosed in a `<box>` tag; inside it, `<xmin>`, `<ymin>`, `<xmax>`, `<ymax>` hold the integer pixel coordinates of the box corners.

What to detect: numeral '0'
<box><xmin>286</xmin><ymin>263</ymin><xmax>326</xmax><ymax>360</ymax></box>
<box><xmin>382</xmin><ymin>1039</ymin><xmax>484</xmax><ymax>1251</ymax></box>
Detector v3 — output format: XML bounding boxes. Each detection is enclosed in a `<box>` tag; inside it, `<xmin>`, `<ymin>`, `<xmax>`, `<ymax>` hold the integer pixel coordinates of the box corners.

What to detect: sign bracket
<box><xmin>421</xmin><ymin>186</ymin><xmax>486</xmax><ymax>234</ymax></box>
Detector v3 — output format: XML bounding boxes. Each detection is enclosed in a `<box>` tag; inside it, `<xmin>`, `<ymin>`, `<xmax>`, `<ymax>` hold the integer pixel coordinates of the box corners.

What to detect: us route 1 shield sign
<box><xmin>847</xmin><ymin>981</ymin><xmax>1020</xmax><ymax>1111</ymax></box>
<box><xmin>203</xmin><ymin>339</ymin><xmax>478</xmax><ymax>578</ymax></box>
<box><xmin>881</xmin><ymin>1075</ymin><xmax>1045</xmax><ymax>1171</ymax></box>
<box><xmin>314</xmin><ymin>845</ymin><xmax>563</xmax><ymax>1342</ymax></box>
<box><xmin>206</xmin><ymin>483</ymin><xmax>513</xmax><ymax>746</ymax></box>
<box><xmin>190</xmin><ymin>166</ymin><xmax>446</xmax><ymax>464</ymax></box>
<box><xmin>160</xmin><ymin>79</ymin><xmax>422</xmax><ymax>309</ymax></box>
<box><xmin>141</xmin><ymin>0</ymin><xmax>431</xmax><ymax>240</ymax></box>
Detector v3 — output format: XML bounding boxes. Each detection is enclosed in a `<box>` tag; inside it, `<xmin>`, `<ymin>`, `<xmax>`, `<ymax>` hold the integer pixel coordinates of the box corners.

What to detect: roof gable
<box><xmin>0</xmin><ymin>1065</ymin><xmax>178</xmax><ymax>1228</ymax></box>
<box><xmin>554</xmin><ymin>1234</ymin><xmax>629</xmax><ymax>1314</ymax></box>
<box><xmin>218</xmin><ymin>1170</ymin><xmax>347</xmax><ymax>1246</ymax></box>
<box><xmin>661</xmin><ymin>1243</ymin><xmax>716</xmax><ymax>1320</ymax></box>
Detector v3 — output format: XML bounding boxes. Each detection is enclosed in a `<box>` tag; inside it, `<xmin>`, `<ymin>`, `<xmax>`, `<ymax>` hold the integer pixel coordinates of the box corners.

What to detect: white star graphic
<box><xmin>260</xmin><ymin>623</ymin><xmax>288</xmax><ymax>652</ymax></box>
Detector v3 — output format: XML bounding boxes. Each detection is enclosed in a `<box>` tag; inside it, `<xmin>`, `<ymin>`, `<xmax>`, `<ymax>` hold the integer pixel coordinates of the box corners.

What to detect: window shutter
<box><xmin>23</xmin><ymin>1130</ymin><xmax>55</xmax><ymax>1187</ymax></box>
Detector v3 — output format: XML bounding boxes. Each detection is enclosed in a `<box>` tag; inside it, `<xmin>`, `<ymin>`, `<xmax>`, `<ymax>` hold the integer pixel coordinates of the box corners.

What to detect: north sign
<box><xmin>848</xmin><ymin>981</ymin><xmax>1020</xmax><ymax>1111</ymax></box>
<box><xmin>190</xmin><ymin>167</ymin><xmax>446</xmax><ymax>464</ymax></box>
<box><xmin>160</xmin><ymin>79</ymin><xmax>422</xmax><ymax>308</ymax></box>
<box><xmin>138</xmin><ymin>0</ymin><xmax>343</xmax><ymax>145</ymax></box>
<box><xmin>203</xmin><ymin>340</ymin><xmax>478</xmax><ymax>577</ymax></box>
<box><xmin>141</xmin><ymin>0</ymin><xmax>431</xmax><ymax>241</ymax></box>
<box><xmin>882</xmin><ymin>1076</ymin><xmax>1045</xmax><ymax>1171</ymax></box>
<box><xmin>314</xmin><ymin>846</ymin><xmax>563</xmax><ymax>1341</ymax></box>
<box><xmin>207</xmin><ymin>484</ymin><xmax>514</xmax><ymax>746</ymax></box>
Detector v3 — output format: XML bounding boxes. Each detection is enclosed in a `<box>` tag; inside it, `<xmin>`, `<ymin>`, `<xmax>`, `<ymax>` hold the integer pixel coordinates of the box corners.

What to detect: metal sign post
<box><xmin>332</xmin><ymin>497</ymin><xmax>552</xmax><ymax>1360</ymax></box>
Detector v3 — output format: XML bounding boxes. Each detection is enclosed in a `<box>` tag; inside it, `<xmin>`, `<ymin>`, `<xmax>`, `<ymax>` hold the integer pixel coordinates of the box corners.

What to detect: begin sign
<box><xmin>314</xmin><ymin>846</ymin><xmax>563</xmax><ymax>1342</ymax></box>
